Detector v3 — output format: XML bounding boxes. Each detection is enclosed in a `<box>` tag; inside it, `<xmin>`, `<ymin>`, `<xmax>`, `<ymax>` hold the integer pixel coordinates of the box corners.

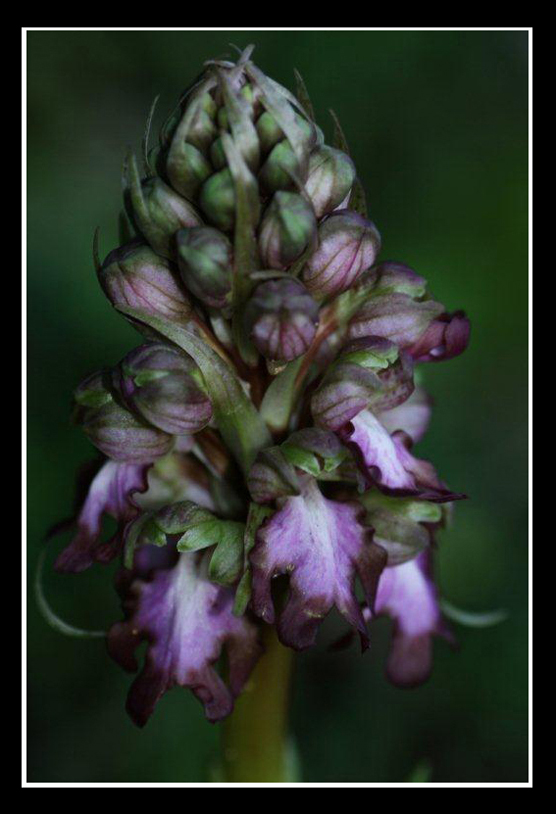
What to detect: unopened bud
<box><xmin>305</xmin><ymin>146</ymin><xmax>355</xmax><ymax>218</ymax></box>
<box><xmin>199</xmin><ymin>168</ymin><xmax>236</xmax><ymax>232</ymax></box>
<box><xmin>112</xmin><ymin>343</ymin><xmax>212</xmax><ymax>435</ymax></box>
<box><xmin>245</xmin><ymin>278</ymin><xmax>319</xmax><ymax>362</ymax></box>
<box><xmin>167</xmin><ymin>142</ymin><xmax>212</xmax><ymax>201</ymax></box>
<box><xmin>365</xmin><ymin>261</ymin><xmax>428</xmax><ymax>298</ymax></box>
<box><xmin>177</xmin><ymin>226</ymin><xmax>233</xmax><ymax>309</ymax></box>
<box><xmin>348</xmin><ymin>293</ymin><xmax>445</xmax><ymax>349</ymax></box>
<box><xmin>247</xmin><ymin>447</ymin><xmax>300</xmax><ymax>504</ymax></box>
<box><xmin>408</xmin><ymin>311</ymin><xmax>470</xmax><ymax>363</ymax></box>
<box><xmin>303</xmin><ymin>210</ymin><xmax>381</xmax><ymax>296</ymax></box>
<box><xmin>97</xmin><ymin>240</ymin><xmax>193</xmax><ymax>330</ymax></box>
<box><xmin>74</xmin><ymin>375</ymin><xmax>173</xmax><ymax>463</ymax></box>
<box><xmin>258</xmin><ymin>192</ymin><xmax>316</xmax><ymax>270</ymax></box>
<box><xmin>311</xmin><ymin>338</ymin><xmax>413</xmax><ymax>430</ymax></box>
<box><xmin>130</xmin><ymin>171</ymin><xmax>202</xmax><ymax>258</ymax></box>
<box><xmin>259</xmin><ymin>141</ymin><xmax>299</xmax><ymax>193</ymax></box>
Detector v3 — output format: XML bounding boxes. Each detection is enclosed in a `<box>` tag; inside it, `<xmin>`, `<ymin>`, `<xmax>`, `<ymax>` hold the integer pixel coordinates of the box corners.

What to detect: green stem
<box><xmin>220</xmin><ymin>625</ymin><xmax>295</xmax><ymax>782</ymax></box>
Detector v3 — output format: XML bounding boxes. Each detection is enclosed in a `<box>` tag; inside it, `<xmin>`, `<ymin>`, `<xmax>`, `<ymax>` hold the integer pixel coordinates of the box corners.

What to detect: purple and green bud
<box><xmin>258</xmin><ymin>191</ymin><xmax>316</xmax><ymax>270</ymax></box>
<box><xmin>177</xmin><ymin>226</ymin><xmax>233</xmax><ymax>309</ymax></box>
<box><xmin>305</xmin><ymin>146</ymin><xmax>356</xmax><ymax>218</ymax></box>
<box><xmin>259</xmin><ymin>140</ymin><xmax>299</xmax><ymax>193</ymax></box>
<box><xmin>73</xmin><ymin>373</ymin><xmax>173</xmax><ymax>463</ymax></box>
<box><xmin>247</xmin><ymin>446</ymin><xmax>301</xmax><ymax>504</ymax></box>
<box><xmin>245</xmin><ymin>278</ymin><xmax>320</xmax><ymax>362</ymax></box>
<box><xmin>365</xmin><ymin>261</ymin><xmax>428</xmax><ymax>298</ymax></box>
<box><xmin>303</xmin><ymin>210</ymin><xmax>381</xmax><ymax>296</ymax></box>
<box><xmin>97</xmin><ymin>240</ymin><xmax>193</xmax><ymax>331</ymax></box>
<box><xmin>311</xmin><ymin>338</ymin><xmax>411</xmax><ymax>430</ymax></box>
<box><xmin>167</xmin><ymin>142</ymin><xmax>212</xmax><ymax>201</ymax></box>
<box><xmin>408</xmin><ymin>310</ymin><xmax>470</xmax><ymax>362</ymax></box>
<box><xmin>348</xmin><ymin>292</ymin><xmax>445</xmax><ymax>349</ymax></box>
<box><xmin>111</xmin><ymin>343</ymin><xmax>212</xmax><ymax>436</ymax></box>
<box><xmin>129</xmin><ymin>162</ymin><xmax>202</xmax><ymax>258</ymax></box>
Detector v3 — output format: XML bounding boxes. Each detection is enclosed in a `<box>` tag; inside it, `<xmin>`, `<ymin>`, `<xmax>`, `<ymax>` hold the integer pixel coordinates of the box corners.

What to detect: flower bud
<box><xmin>408</xmin><ymin>311</ymin><xmax>470</xmax><ymax>363</ymax></box>
<box><xmin>303</xmin><ymin>210</ymin><xmax>381</xmax><ymax>296</ymax></box>
<box><xmin>198</xmin><ymin>168</ymin><xmax>236</xmax><ymax>232</ymax></box>
<box><xmin>245</xmin><ymin>278</ymin><xmax>320</xmax><ymax>362</ymax></box>
<box><xmin>130</xmin><ymin>173</ymin><xmax>202</xmax><ymax>258</ymax></box>
<box><xmin>256</xmin><ymin>111</ymin><xmax>284</xmax><ymax>154</ymax></box>
<box><xmin>112</xmin><ymin>343</ymin><xmax>212</xmax><ymax>435</ymax></box>
<box><xmin>176</xmin><ymin>226</ymin><xmax>233</xmax><ymax>309</ymax></box>
<box><xmin>73</xmin><ymin>370</ymin><xmax>113</xmax><ymax>410</ymax></box>
<box><xmin>258</xmin><ymin>141</ymin><xmax>299</xmax><ymax>193</ymax></box>
<box><xmin>258</xmin><ymin>192</ymin><xmax>316</xmax><ymax>270</ymax></box>
<box><xmin>74</xmin><ymin>376</ymin><xmax>173</xmax><ymax>463</ymax></box>
<box><xmin>255</xmin><ymin>111</ymin><xmax>314</xmax><ymax>156</ymax></box>
<box><xmin>167</xmin><ymin>142</ymin><xmax>212</xmax><ymax>201</ymax></box>
<box><xmin>97</xmin><ymin>240</ymin><xmax>193</xmax><ymax>330</ymax></box>
<box><xmin>247</xmin><ymin>447</ymin><xmax>300</xmax><ymax>503</ymax></box>
<box><xmin>168</xmin><ymin>92</ymin><xmax>218</xmax><ymax>155</ymax></box>
<box><xmin>348</xmin><ymin>293</ymin><xmax>445</xmax><ymax>348</ymax></box>
<box><xmin>305</xmin><ymin>146</ymin><xmax>355</xmax><ymax>218</ymax></box>
<box><xmin>311</xmin><ymin>338</ymin><xmax>413</xmax><ymax>430</ymax></box>
<box><xmin>366</xmin><ymin>261</ymin><xmax>427</xmax><ymax>298</ymax></box>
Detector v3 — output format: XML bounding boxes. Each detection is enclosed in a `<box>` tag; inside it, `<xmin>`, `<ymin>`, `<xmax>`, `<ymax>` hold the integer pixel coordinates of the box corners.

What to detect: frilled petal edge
<box><xmin>250</xmin><ymin>476</ymin><xmax>387</xmax><ymax>651</ymax></box>
<box><xmin>340</xmin><ymin>409</ymin><xmax>465</xmax><ymax>503</ymax></box>
<box><xmin>107</xmin><ymin>551</ymin><xmax>262</xmax><ymax>726</ymax></box>
<box><xmin>54</xmin><ymin>460</ymin><xmax>151</xmax><ymax>573</ymax></box>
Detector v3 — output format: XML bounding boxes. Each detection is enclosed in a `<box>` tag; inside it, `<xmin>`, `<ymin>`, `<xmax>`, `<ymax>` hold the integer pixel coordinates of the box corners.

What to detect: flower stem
<box><xmin>220</xmin><ymin>625</ymin><xmax>295</xmax><ymax>782</ymax></box>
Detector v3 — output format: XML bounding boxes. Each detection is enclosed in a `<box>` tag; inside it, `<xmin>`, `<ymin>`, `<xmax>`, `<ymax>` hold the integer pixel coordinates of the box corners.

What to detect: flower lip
<box><xmin>54</xmin><ymin>459</ymin><xmax>151</xmax><ymax>574</ymax></box>
<box><xmin>249</xmin><ymin>475</ymin><xmax>387</xmax><ymax>651</ymax></box>
<box><xmin>107</xmin><ymin>551</ymin><xmax>262</xmax><ymax>726</ymax></box>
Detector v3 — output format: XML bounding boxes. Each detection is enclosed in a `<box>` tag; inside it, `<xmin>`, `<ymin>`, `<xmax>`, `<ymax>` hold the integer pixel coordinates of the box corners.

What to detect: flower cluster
<box><xmin>53</xmin><ymin>47</ymin><xmax>469</xmax><ymax>726</ymax></box>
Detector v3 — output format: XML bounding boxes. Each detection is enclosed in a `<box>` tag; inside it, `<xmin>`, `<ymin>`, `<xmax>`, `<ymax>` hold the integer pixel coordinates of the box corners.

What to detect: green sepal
<box><xmin>247</xmin><ymin>446</ymin><xmax>301</xmax><ymax>504</ymax></box>
<box><xmin>281</xmin><ymin>428</ymin><xmax>348</xmax><ymax>477</ymax></box>
<box><xmin>219</xmin><ymin>70</ymin><xmax>260</xmax><ymax>171</ymax></box>
<box><xmin>221</xmin><ymin>132</ymin><xmax>261</xmax><ymax>367</ymax></box>
<box><xmin>114</xmin><ymin>306</ymin><xmax>271</xmax><ymax>474</ymax></box>
<box><xmin>142</xmin><ymin>95</ymin><xmax>160</xmax><ymax>176</ymax></box>
<box><xmin>360</xmin><ymin>492</ymin><xmax>442</xmax><ymax>566</ymax></box>
<box><xmin>329</xmin><ymin>108</ymin><xmax>368</xmax><ymax>217</ymax></box>
<box><xmin>171</xmin><ymin>505</ymin><xmax>245</xmax><ymax>586</ymax></box>
<box><xmin>233</xmin><ymin>503</ymin><xmax>273</xmax><ymax>616</ymax></box>
<box><xmin>123</xmin><ymin>511</ymin><xmax>168</xmax><ymax>569</ymax></box>
<box><xmin>259</xmin><ymin>357</ymin><xmax>303</xmax><ymax>433</ymax></box>
<box><xmin>339</xmin><ymin>343</ymin><xmax>399</xmax><ymax>371</ymax></box>
<box><xmin>293</xmin><ymin>68</ymin><xmax>316</xmax><ymax>122</ymax></box>
<box><xmin>246</xmin><ymin>62</ymin><xmax>314</xmax><ymax>176</ymax></box>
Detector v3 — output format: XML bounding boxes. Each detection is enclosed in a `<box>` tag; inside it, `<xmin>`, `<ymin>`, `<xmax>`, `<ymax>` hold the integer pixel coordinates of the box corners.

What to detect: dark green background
<box><xmin>27</xmin><ymin>30</ymin><xmax>529</xmax><ymax>783</ymax></box>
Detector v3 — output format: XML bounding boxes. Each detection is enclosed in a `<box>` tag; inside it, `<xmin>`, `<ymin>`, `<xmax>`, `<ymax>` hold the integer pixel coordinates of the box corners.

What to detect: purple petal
<box><xmin>250</xmin><ymin>476</ymin><xmax>386</xmax><ymax>650</ymax></box>
<box><xmin>348</xmin><ymin>293</ymin><xmax>444</xmax><ymax>348</ymax></box>
<box><xmin>55</xmin><ymin>460</ymin><xmax>150</xmax><ymax>573</ymax></box>
<box><xmin>378</xmin><ymin>385</ymin><xmax>432</xmax><ymax>443</ymax></box>
<box><xmin>340</xmin><ymin>410</ymin><xmax>464</xmax><ymax>503</ymax></box>
<box><xmin>375</xmin><ymin>551</ymin><xmax>443</xmax><ymax>687</ymax></box>
<box><xmin>408</xmin><ymin>311</ymin><xmax>470</xmax><ymax>363</ymax></box>
<box><xmin>107</xmin><ymin>552</ymin><xmax>262</xmax><ymax>726</ymax></box>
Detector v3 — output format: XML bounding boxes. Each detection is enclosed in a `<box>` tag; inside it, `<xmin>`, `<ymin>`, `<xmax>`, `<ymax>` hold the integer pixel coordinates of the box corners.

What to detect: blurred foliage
<box><xmin>27</xmin><ymin>30</ymin><xmax>528</xmax><ymax>783</ymax></box>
